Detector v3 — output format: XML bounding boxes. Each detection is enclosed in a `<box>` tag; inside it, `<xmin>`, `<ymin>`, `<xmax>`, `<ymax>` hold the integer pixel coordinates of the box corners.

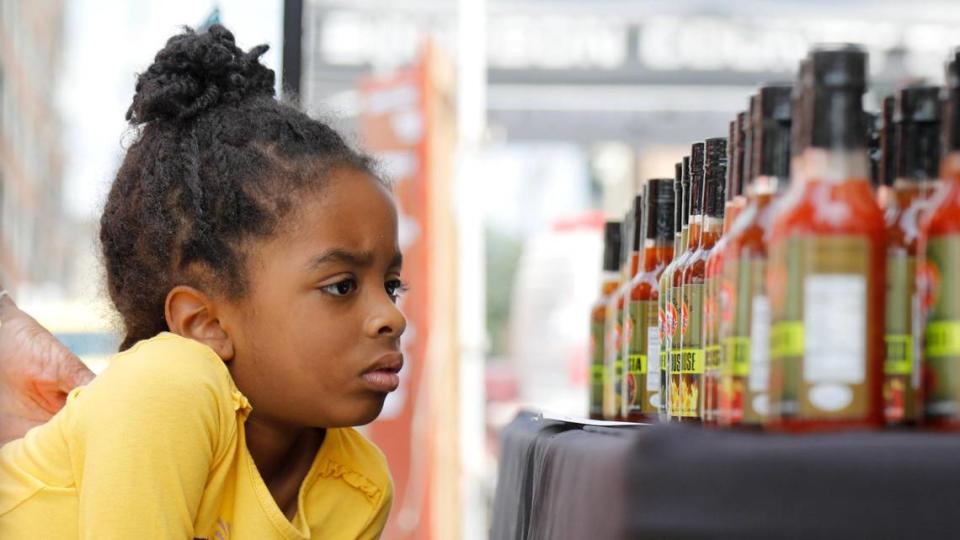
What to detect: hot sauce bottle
<box><xmin>621</xmin><ymin>189</ymin><xmax>649</xmax><ymax>419</ymax></box>
<box><xmin>729</xmin><ymin>111</ymin><xmax>749</xmax><ymax>228</ymax></box>
<box><xmin>717</xmin><ymin>85</ymin><xmax>793</xmax><ymax>428</ymax></box>
<box><xmin>884</xmin><ymin>85</ymin><xmax>942</xmax><ymax>425</ymax></box>
<box><xmin>670</xmin><ymin>146</ymin><xmax>704</xmax><ymax>420</ymax></box>
<box><xmin>604</xmin><ymin>200</ymin><xmax>641</xmax><ymax>419</ymax></box>
<box><xmin>704</xmin><ymin>117</ymin><xmax>746</xmax><ymax>425</ymax></box>
<box><xmin>658</xmin><ymin>163</ymin><xmax>686</xmax><ymax>421</ymax></box>
<box><xmin>589</xmin><ymin>221</ymin><xmax>622</xmax><ymax>419</ymax></box>
<box><xmin>625</xmin><ymin>179</ymin><xmax>676</xmax><ymax>421</ymax></box>
<box><xmin>767</xmin><ymin>45</ymin><xmax>886</xmax><ymax>431</ymax></box>
<box><xmin>918</xmin><ymin>50</ymin><xmax>960</xmax><ymax>429</ymax></box>
<box><xmin>679</xmin><ymin>137</ymin><xmax>727</xmax><ymax>422</ymax></box>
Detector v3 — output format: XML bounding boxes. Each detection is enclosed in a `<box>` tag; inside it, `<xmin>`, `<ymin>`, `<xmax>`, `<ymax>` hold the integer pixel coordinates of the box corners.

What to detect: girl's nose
<box><xmin>366</xmin><ymin>298</ymin><xmax>407</xmax><ymax>340</ymax></box>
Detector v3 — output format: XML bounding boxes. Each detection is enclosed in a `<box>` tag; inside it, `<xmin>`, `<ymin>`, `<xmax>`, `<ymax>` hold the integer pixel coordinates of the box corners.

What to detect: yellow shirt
<box><xmin>0</xmin><ymin>332</ymin><xmax>392</xmax><ymax>539</ymax></box>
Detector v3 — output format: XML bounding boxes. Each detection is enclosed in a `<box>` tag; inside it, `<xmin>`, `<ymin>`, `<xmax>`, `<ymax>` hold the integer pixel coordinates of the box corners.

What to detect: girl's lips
<box><xmin>361</xmin><ymin>370</ymin><xmax>401</xmax><ymax>393</ymax></box>
<box><xmin>361</xmin><ymin>352</ymin><xmax>403</xmax><ymax>393</ymax></box>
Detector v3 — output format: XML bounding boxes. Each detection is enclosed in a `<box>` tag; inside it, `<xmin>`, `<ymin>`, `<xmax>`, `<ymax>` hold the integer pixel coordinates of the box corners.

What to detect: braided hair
<box><xmin>100</xmin><ymin>25</ymin><xmax>376</xmax><ymax>351</ymax></box>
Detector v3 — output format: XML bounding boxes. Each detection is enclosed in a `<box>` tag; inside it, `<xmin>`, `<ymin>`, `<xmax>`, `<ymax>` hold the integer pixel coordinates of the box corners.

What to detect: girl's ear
<box><xmin>164</xmin><ymin>285</ymin><xmax>235</xmax><ymax>362</ymax></box>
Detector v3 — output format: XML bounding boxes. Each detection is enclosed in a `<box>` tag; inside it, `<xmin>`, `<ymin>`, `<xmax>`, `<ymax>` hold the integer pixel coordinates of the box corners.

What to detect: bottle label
<box><xmin>679</xmin><ymin>283</ymin><xmax>705</xmax><ymax>417</ymax></box>
<box><xmin>612</xmin><ymin>307</ymin><xmax>625</xmax><ymax>416</ymax></box>
<box><xmin>884</xmin><ymin>253</ymin><xmax>916</xmax><ymax>422</ymax></box>
<box><xmin>769</xmin><ymin>236</ymin><xmax>873</xmax><ymax>421</ymax></box>
<box><xmin>718</xmin><ymin>251</ymin><xmax>771</xmax><ymax>424</ymax></box>
<box><xmin>669</xmin><ymin>284</ymin><xmax>684</xmax><ymax>416</ymax></box>
<box><xmin>703</xmin><ymin>272</ymin><xmax>721</xmax><ymax>421</ymax></box>
<box><xmin>625</xmin><ymin>300</ymin><xmax>646</xmax><ymax>413</ymax></box>
<box><xmin>658</xmin><ymin>272</ymin><xmax>672</xmax><ymax>417</ymax></box>
<box><xmin>922</xmin><ymin>236</ymin><xmax>960</xmax><ymax>419</ymax></box>
<box><xmin>627</xmin><ymin>300</ymin><xmax>660</xmax><ymax>416</ymax></box>
<box><xmin>748</xmin><ymin>293</ymin><xmax>771</xmax><ymax>419</ymax></box>
<box><xmin>590</xmin><ymin>319</ymin><xmax>605</xmax><ymax>417</ymax></box>
<box><xmin>646</xmin><ymin>322</ymin><xmax>662</xmax><ymax>393</ymax></box>
<box><xmin>602</xmin><ymin>300</ymin><xmax>622</xmax><ymax>419</ymax></box>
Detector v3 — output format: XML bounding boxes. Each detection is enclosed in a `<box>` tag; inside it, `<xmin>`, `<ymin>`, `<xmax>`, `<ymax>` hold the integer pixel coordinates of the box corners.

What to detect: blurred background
<box><xmin>2</xmin><ymin>0</ymin><xmax>959</xmax><ymax>538</ymax></box>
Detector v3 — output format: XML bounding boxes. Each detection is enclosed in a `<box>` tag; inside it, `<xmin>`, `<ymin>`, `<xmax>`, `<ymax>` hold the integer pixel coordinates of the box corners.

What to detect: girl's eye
<box><xmin>385</xmin><ymin>279</ymin><xmax>409</xmax><ymax>302</ymax></box>
<box><xmin>320</xmin><ymin>278</ymin><xmax>357</xmax><ymax>297</ymax></box>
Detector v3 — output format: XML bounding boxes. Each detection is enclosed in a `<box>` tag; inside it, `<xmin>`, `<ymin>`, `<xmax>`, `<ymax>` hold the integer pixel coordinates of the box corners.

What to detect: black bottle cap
<box><xmin>603</xmin><ymin>221</ymin><xmax>622</xmax><ymax>272</ymax></box>
<box><xmin>689</xmin><ymin>142</ymin><xmax>706</xmax><ymax>215</ymax></box>
<box><xmin>647</xmin><ymin>178</ymin><xmax>676</xmax><ymax>241</ymax></box>
<box><xmin>743</xmin><ymin>95</ymin><xmax>758</xmax><ymax>183</ymax></box>
<box><xmin>681</xmin><ymin>155</ymin><xmax>692</xmax><ymax>226</ymax></box>
<box><xmin>943</xmin><ymin>49</ymin><xmax>960</xmax><ymax>152</ymax></box>
<box><xmin>895</xmin><ymin>85</ymin><xmax>943</xmax><ymax>181</ymax></box>
<box><xmin>865</xmin><ymin>112</ymin><xmax>880</xmax><ymax>187</ymax></box>
<box><xmin>807</xmin><ymin>44</ymin><xmax>868</xmax><ymax>150</ymax></box>
<box><xmin>791</xmin><ymin>58</ymin><xmax>812</xmax><ymax>158</ymax></box>
<box><xmin>724</xmin><ymin>120</ymin><xmax>737</xmax><ymax>202</ymax></box>
<box><xmin>631</xmin><ymin>193</ymin><xmax>645</xmax><ymax>251</ymax></box>
<box><xmin>674</xmin><ymin>164</ymin><xmax>684</xmax><ymax>233</ymax></box>
<box><xmin>622</xmin><ymin>206</ymin><xmax>636</xmax><ymax>267</ymax></box>
<box><xmin>809</xmin><ymin>43</ymin><xmax>868</xmax><ymax>89</ymax></box>
<box><xmin>735</xmin><ymin>111</ymin><xmax>747</xmax><ymax>197</ymax></box>
<box><xmin>881</xmin><ymin>96</ymin><xmax>896</xmax><ymax>187</ymax></box>
<box><xmin>754</xmin><ymin>85</ymin><xmax>793</xmax><ymax>179</ymax></box>
<box><xmin>703</xmin><ymin>137</ymin><xmax>728</xmax><ymax>219</ymax></box>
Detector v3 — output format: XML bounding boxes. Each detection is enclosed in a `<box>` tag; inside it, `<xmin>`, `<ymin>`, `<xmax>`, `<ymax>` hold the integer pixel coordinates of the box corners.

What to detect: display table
<box><xmin>491</xmin><ymin>411</ymin><xmax>960</xmax><ymax>539</ymax></box>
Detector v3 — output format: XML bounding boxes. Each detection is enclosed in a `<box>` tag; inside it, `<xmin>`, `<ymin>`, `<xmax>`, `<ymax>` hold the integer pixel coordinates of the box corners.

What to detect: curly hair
<box><xmin>100</xmin><ymin>25</ymin><xmax>376</xmax><ymax>351</ymax></box>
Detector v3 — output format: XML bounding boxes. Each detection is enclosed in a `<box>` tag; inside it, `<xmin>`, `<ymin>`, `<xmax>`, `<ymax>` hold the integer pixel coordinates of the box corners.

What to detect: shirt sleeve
<box><xmin>66</xmin><ymin>337</ymin><xmax>229</xmax><ymax>539</ymax></box>
<box><xmin>356</xmin><ymin>476</ymin><xmax>393</xmax><ymax>540</ymax></box>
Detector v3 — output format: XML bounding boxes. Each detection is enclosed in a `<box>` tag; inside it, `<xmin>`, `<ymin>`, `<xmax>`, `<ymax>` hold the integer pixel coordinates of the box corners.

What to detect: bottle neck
<box><xmin>686</xmin><ymin>215</ymin><xmax>702</xmax><ymax>251</ymax></box>
<box><xmin>800</xmin><ymin>148</ymin><xmax>869</xmax><ymax>184</ymax></box>
<box><xmin>810</xmin><ymin>87</ymin><xmax>867</xmax><ymax>151</ymax></box>
<box><xmin>627</xmin><ymin>252</ymin><xmax>641</xmax><ymax>279</ymax></box>
<box><xmin>749</xmin><ymin>175</ymin><xmax>789</xmax><ymax>196</ymax></box>
<box><xmin>699</xmin><ymin>216</ymin><xmax>723</xmax><ymax>250</ymax></box>
<box><xmin>644</xmin><ymin>238</ymin><xmax>674</xmax><ymax>271</ymax></box>
<box><xmin>600</xmin><ymin>271</ymin><xmax>621</xmax><ymax>296</ymax></box>
<box><xmin>887</xmin><ymin>181</ymin><xmax>931</xmax><ymax>212</ymax></box>
<box><xmin>941</xmin><ymin>152</ymin><xmax>960</xmax><ymax>182</ymax></box>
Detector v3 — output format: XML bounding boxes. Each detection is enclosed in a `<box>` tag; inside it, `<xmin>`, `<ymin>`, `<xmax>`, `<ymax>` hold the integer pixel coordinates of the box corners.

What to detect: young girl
<box><xmin>0</xmin><ymin>24</ymin><xmax>406</xmax><ymax>539</ymax></box>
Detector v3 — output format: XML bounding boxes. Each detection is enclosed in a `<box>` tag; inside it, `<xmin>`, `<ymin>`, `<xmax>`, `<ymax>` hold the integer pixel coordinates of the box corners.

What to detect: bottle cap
<box><xmin>945</xmin><ymin>49</ymin><xmax>960</xmax><ymax>151</ymax></box>
<box><xmin>809</xmin><ymin>44</ymin><xmax>868</xmax><ymax>89</ymax></box>
<box><xmin>880</xmin><ymin>96</ymin><xmax>896</xmax><ymax>187</ymax></box>
<box><xmin>631</xmin><ymin>193</ymin><xmax>645</xmax><ymax>251</ymax></box>
<box><xmin>735</xmin><ymin>111</ymin><xmax>747</xmax><ymax>196</ymax></box>
<box><xmin>681</xmin><ymin>155</ymin><xmax>692</xmax><ymax>226</ymax></box>
<box><xmin>703</xmin><ymin>137</ymin><xmax>728</xmax><ymax>218</ymax></box>
<box><xmin>689</xmin><ymin>142</ymin><xmax>706</xmax><ymax>215</ymax></box>
<box><xmin>603</xmin><ymin>221</ymin><xmax>622</xmax><ymax>272</ymax></box>
<box><xmin>648</xmin><ymin>178</ymin><xmax>676</xmax><ymax>241</ymax></box>
<box><xmin>754</xmin><ymin>85</ymin><xmax>793</xmax><ymax>179</ymax></box>
<box><xmin>807</xmin><ymin>44</ymin><xmax>869</xmax><ymax>150</ymax></box>
<box><xmin>895</xmin><ymin>85</ymin><xmax>943</xmax><ymax>181</ymax></box>
<box><xmin>724</xmin><ymin>120</ymin><xmax>737</xmax><ymax>202</ymax></box>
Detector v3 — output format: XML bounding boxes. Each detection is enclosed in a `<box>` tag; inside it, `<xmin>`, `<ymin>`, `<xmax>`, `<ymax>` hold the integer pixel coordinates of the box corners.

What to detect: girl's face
<box><xmin>223</xmin><ymin>167</ymin><xmax>407</xmax><ymax>428</ymax></box>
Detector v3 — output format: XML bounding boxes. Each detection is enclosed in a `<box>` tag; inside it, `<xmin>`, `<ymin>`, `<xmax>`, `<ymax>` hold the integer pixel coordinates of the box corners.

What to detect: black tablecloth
<box><xmin>492</xmin><ymin>412</ymin><xmax>960</xmax><ymax>540</ymax></box>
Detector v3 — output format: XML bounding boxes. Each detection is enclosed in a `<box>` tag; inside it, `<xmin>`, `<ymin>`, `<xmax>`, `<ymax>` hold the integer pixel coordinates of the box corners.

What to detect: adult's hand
<box><xmin>0</xmin><ymin>292</ymin><xmax>95</xmax><ymax>444</ymax></box>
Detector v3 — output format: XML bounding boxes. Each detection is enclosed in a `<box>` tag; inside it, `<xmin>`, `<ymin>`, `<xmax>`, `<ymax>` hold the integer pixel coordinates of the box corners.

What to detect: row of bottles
<box><xmin>587</xmin><ymin>44</ymin><xmax>960</xmax><ymax>431</ymax></box>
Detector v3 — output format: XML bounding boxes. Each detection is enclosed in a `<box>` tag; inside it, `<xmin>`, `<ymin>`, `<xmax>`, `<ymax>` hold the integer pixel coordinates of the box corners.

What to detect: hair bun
<box><xmin>126</xmin><ymin>24</ymin><xmax>275</xmax><ymax>125</ymax></box>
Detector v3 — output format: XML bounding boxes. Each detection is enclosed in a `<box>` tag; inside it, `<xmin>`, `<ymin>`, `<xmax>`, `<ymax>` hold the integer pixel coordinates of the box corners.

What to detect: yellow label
<box><xmin>926</xmin><ymin>321</ymin><xmax>960</xmax><ymax>358</ymax></box>
<box><xmin>883</xmin><ymin>335</ymin><xmax>913</xmax><ymax>376</ymax></box>
<box><xmin>771</xmin><ymin>321</ymin><xmax>804</xmax><ymax>359</ymax></box>
<box><xmin>722</xmin><ymin>336</ymin><xmax>751</xmax><ymax>377</ymax></box>
<box><xmin>675</xmin><ymin>349</ymin><xmax>705</xmax><ymax>374</ymax></box>
<box><xmin>628</xmin><ymin>354</ymin><xmax>647</xmax><ymax>375</ymax></box>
